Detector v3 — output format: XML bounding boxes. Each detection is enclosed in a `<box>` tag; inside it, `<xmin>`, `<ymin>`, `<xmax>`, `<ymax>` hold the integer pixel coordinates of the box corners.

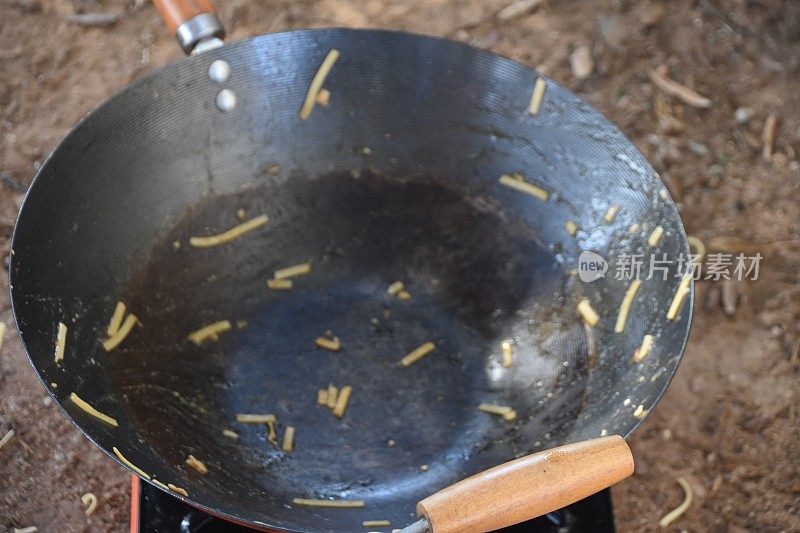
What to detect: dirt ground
<box><xmin>1</xmin><ymin>0</ymin><xmax>799</xmax><ymax>531</ymax></box>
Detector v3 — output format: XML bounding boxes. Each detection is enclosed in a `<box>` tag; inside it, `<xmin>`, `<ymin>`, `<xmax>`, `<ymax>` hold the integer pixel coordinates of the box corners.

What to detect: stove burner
<box><xmin>131</xmin><ymin>477</ymin><xmax>616</xmax><ymax>532</ymax></box>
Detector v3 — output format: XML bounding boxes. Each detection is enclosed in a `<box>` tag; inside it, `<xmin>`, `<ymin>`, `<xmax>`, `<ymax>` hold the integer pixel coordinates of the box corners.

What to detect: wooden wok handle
<box><xmin>152</xmin><ymin>0</ymin><xmax>224</xmax><ymax>54</ymax></box>
<box><xmin>416</xmin><ymin>436</ymin><xmax>634</xmax><ymax>533</ymax></box>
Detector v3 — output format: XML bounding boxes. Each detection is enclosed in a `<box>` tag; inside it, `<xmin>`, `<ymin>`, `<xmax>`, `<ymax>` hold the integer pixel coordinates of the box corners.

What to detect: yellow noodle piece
<box><xmin>222</xmin><ymin>429</ymin><xmax>239</xmax><ymax>439</ymax></box>
<box><xmin>577</xmin><ymin>299</ymin><xmax>600</xmax><ymax>327</ymax></box>
<box><xmin>363</xmin><ymin>521</ymin><xmax>391</xmax><ymax>527</ymax></box>
<box><xmin>332</xmin><ymin>385</ymin><xmax>352</xmax><ymax>418</ymax></box>
<box><xmin>615</xmin><ymin>280</ymin><xmax>642</xmax><ymax>333</ymax></box>
<box><xmin>13</xmin><ymin>527</ymin><xmax>38</xmax><ymax>533</ymax></box>
<box><xmin>397</xmin><ymin>290</ymin><xmax>411</xmax><ymax>301</ymax></box>
<box><xmin>186</xmin><ymin>455</ymin><xmax>208</xmax><ymax>475</ymax></box>
<box><xmin>107</xmin><ymin>301</ymin><xmax>126</xmax><ymax>336</ymax></box>
<box><xmin>603</xmin><ymin>205</ymin><xmax>620</xmax><ymax>223</ymax></box>
<box><xmin>151</xmin><ymin>479</ymin><xmax>169</xmax><ymax>490</ymax></box>
<box><xmin>0</xmin><ymin>322</ymin><xmax>5</xmax><ymax>353</ymax></box>
<box><xmin>687</xmin><ymin>235</ymin><xmax>706</xmax><ymax>263</ymax></box>
<box><xmin>326</xmin><ymin>384</ymin><xmax>338</xmax><ymax>409</ymax></box>
<box><xmin>628</xmin><ymin>223</ymin><xmax>641</xmax><ymax>234</ymax></box>
<box><xmin>266</xmin><ymin>419</ymin><xmax>277</xmax><ymax>443</ymax></box>
<box><xmin>81</xmin><ymin>493</ymin><xmax>98</xmax><ymax>515</ymax></box>
<box><xmin>299</xmin><ymin>49</ymin><xmax>340</xmax><ymax>120</ymax></box>
<box><xmin>55</xmin><ymin>322</ymin><xmax>67</xmax><ymax>362</ymax></box>
<box><xmin>102</xmin><ymin>313</ymin><xmax>138</xmax><ymax>352</ymax></box>
<box><xmin>316</xmin><ymin>88</ymin><xmax>331</xmax><ymax>106</ymax></box>
<box><xmin>633</xmin><ymin>405</ymin><xmax>647</xmax><ymax>419</ymax></box>
<box><xmin>648</xmin><ymin>225</ymin><xmax>664</xmax><ymax>247</ymax></box>
<box><xmin>113</xmin><ymin>447</ymin><xmax>150</xmax><ymax>480</ymax></box>
<box><xmin>528</xmin><ymin>77</ymin><xmax>547</xmax><ymax>115</ymax></box>
<box><xmin>658</xmin><ymin>478</ymin><xmax>693</xmax><ymax>528</ymax></box>
<box><xmin>267</xmin><ymin>278</ymin><xmax>293</xmax><ymax>290</ymax></box>
<box><xmin>282</xmin><ymin>426</ymin><xmax>295</xmax><ymax>452</ymax></box>
<box><xmin>501</xmin><ymin>341</ymin><xmax>513</xmax><ymax>368</ymax></box>
<box><xmin>317</xmin><ymin>389</ymin><xmax>329</xmax><ymax>405</ymax></box>
<box><xmin>274</xmin><ymin>262</ymin><xmax>311</xmax><ymax>280</ymax></box>
<box><xmin>387</xmin><ymin>281</ymin><xmax>404</xmax><ymax>295</ymax></box>
<box><xmin>498</xmin><ymin>174</ymin><xmax>549</xmax><ymax>202</ymax></box>
<box><xmin>478</xmin><ymin>403</ymin><xmax>513</xmax><ymax>416</ymax></box>
<box><xmin>633</xmin><ymin>334</ymin><xmax>654</xmax><ymax>363</ymax></box>
<box><xmin>168</xmin><ymin>484</ymin><xmax>188</xmax><ymax>497</ymax></box>
<box><xmin>565</xmin><ymin>220</ymin><xmax>579</xmax><ymax>236</ymax></box>
<box><xmin>315</xmin><ymin>336</ymin><xmax>341</xmax><ymax>351</ymax></box>
<box><xmin>70</xmin><ymin>393</ymin><xmax>118</xmax><ymax>427</ymax></box>
<box><xmin>236</xmin><ymin>414</ymin><xmax>276</xmax><ymax>424</ymax></box>
<box><xmin>400</xmin><ymin>341</ymin><xmax>436</xmax><ymax>367</ymax></box>
<box><xmin>292</xmin><ymin>498</ymin><xmax>365</xmax><ymax>508</ymax></box>
<box><xmin>502</xmin><ymin>410</ymin><xmax>518</xmax><ymax>422</ymax></box>
<box><xmin>189</xmin><ymin>214</ymin><xmax>269</xmax><ymax>248</ymax></box>
<box><xmin>667</xmin><ymin>274</ymin><xmax>692</xmax><ymax>320</ymax></box>
<box><xmin>188</xmin><ymin>320</ymin><xmax>231</xmax><ymax>345</ymax></box>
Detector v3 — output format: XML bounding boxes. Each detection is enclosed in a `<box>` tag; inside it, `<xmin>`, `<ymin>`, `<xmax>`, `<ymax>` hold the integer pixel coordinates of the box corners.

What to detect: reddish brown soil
<box><xmin>1</xmin><ymin>0</ymin><xmax>798</xmax><ymax>531</ymax></box>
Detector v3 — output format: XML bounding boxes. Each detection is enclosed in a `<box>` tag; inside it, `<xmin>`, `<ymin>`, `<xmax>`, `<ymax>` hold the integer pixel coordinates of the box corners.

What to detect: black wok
<box><xmin>9</xmin><ymin>2</ymin><xmax>693</xmax><ymax>531</ymax></box>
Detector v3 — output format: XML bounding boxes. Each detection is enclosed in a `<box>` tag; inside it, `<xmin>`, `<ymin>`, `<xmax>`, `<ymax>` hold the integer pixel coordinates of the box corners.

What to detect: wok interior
<box><xmin>10</xmin><ymin>30</ymin><xmax>691</xmax><ymax>531</ymax></box>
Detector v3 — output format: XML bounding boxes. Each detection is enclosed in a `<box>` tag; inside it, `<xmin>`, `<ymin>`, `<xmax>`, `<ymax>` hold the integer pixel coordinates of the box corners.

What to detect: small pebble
<box><xmin>734</xmin><ymin>106</ymin><xmax>751</xmax><ymax>125</ymax></box>
<box><xmin>570</xmin><ymin>45</ymin><xmax>594</xmax><ymax>79</ymax></box>
<box><xmin>216</xmin><ymin>89</ymin><xmax>237</xmax><ymax>112</ymax></box>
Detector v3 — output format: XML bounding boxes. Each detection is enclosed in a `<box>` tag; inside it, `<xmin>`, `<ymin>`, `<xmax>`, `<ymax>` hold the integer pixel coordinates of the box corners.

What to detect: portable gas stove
<box><xmin>130</xmin><ymin>477</ymin><xmax>616</xmax><ymax>532</ymax></box>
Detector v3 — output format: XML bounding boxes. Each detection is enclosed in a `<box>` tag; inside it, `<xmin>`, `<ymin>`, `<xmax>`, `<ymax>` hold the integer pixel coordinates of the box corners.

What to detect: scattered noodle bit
<box><xmin>236</xmin><ymin>414</ymin><xmax>276</xmax><ymax>424</ymax></box>
<box><xmin>299</xmin><ymin>49</ymin><xmax>340</xmax><ymax>120</ymax></box>
<box><xmin>762</xmin><ymin>113</ymin><xmax>778</xmax><ymax>160</ymax></box>
<box><xmin>317</xmin><ymin>389</ymin><xmax>329</xmax><ymax>405</ymax></box>
<box><xmin>633</xmin><ymin>334</ymin><xmax>654</xmax><ymax>363</ymax></box>
<box><xmin>364</xmin><ymin>520</ymin><xmax>391</xmax><ymax>527</ymax></box>
<box><xmin>236</xmin><ymin>320</ymin><xmax>248</xmax><ymax>329</ymax></box>
<box><xmin>658</xmin><ymin>477</ymin><xmax>693</xmax><ymax>528</ymax></box>
<box><xmin>498</xmin><ymin>173</ymin><xmax>549</xmax><ymax>202</ymax></box>
<box><xmin>528</xmin><ymin>77</ymin><xmax>547</xmax><ymax>115</ymax></box>
<box><xmin>188</xmin><ymin>320</ymin><xmax>232</xmax><ymax>345</ymax></box>
<box><xmin>102</xmin><ymin>313</ymin><xmax>138</xmax><ymax>352</ymax></box>
<box><xmin>501</xmin><ymin>340</ymin><xmax>513</xmax><ymax>368</ymax></box>
<box><xmin>0</xmin><ymin>428</ymin><xmax>14</xmax><ymax>450</ymax></box>
<box><xmin>478</xmin><ymin>403</ymin><xmax>517</xmax><ymax>422</ymax></box>
<box><xmin>292</xmin><ymin>498</ymin><xmax>365</xmax><ymax>508</ymax></box>
<box><xmin>81</xmin><ymin>493</ymin><xmax>98</xmax><ymax>515</ymax></box>
<box><xmin>267</xmin><ymin>278</ymin><xmax>293</xmax><ymax>290</ymax></box>
<box><xmin>332</xmin><ymin>385</ymin><xmax>352</xmax><ymax>418</ymax></box>
<box><xmin>565</xmin><ymin>220</ymin><xmax>579</xmax><ymax>236</ymax></box>
<box><xmin>614</xmin><ymin>280</ymin><xmax>642</xmax><ymax>333</ymax></box>
<box><xmin>70</xmin><ymin>393</ymin><xmax>118</xmax><ymax>427</ymax></box>
<box><xmin>151</xmin><ymin>479</ymin><xmax>169</xmax><ymax>491</ymax></box>
<box><xmin>274</xmin><ymin>262</ymin><xmax>311</xmax><ymax>280</ymax></box>
<box><xmin>186</xmin><ymin>455</ymin><xmax>208</xmax><ymax>475</ymax></box>
<box><xmin>315</xmin><ymin>336</ymin><xmax>341</xmax><ymax>352</ymax></box>
<box><xmin>107</xmin><ymin>301</ymin><xmax>126</xmax><ymax>336</ymax></box>
<box><xmin>603</xmin><ymin>205</ymin><xmax>620</xmax><ymax>223</ymax></box>
<box><xmin>667</xmin><ymin>274</ymin><xmax>692</xmax><ymax>320</ymax></box>
<box><xmin>419</xmin><ymin>465</ymin><xmax>429</xmax><ymax>471</ymax></box>
<box><xmin>168</xmin><ymin>484</ymin><xmax>188</xmax><ymax>497</ymax></box>
<box><xmin>55</xmin><ymin>322</ymin><xmax>67</xmax><ymax>363</ymax></box>
<box><xmin>687</xmin><ymin>235</ymin><xmax>706</xmax><ymax>263</ymax></box>
<box><xmin>326</xmin><ymin>384</ymin><xmax>339</xmax><ymax>409</ymax></box>
<box><xmin>387</xmin><ymin>281</ymin><xmax>404</xmax><ymax>295</ymax></box>
<box><xmin>267</xmin><ymin>165</ymin><xmax>281</xmax><ymax>175</ymax></box>
<box><xmin>222</xmin><ymin>429</ymin><xmax>239</xmax><ymax>439</ymax></box>
<box><xmin>629</xmin><ymin>223</ymin><xmax>641</xmax><ymax>234</ymax></box>
<box><xmin>236</xmin><ymin>208</ymin><xmax>247</xmax><ymax>221</ymax></box>
<box><xmin>266</xmin><ymin>419</ymin><xmax>278</xmax><ymax>443</ymax></box>
<box><xmin>633</xmin><ymin>405</ymin><xmax>646</xmax><ymax>419</ymax></box>
<box><xmin>397</xmin><ymin>290</ymin><xmax>411</xmax><ymax>301</ymax></box>
<box><xmin>0</xmin><ymin>322</ymin><xmax>5</xmax><ymax>353</ymax></box>
<box><xmin>315</xmin><ymin>88</ymin><xmax>331</xmax><ymax>107</ymax></box>
<box><xmin>648</xmin><ymin>67</ymin><xmax>712</xmax><ymax>109</ymax></box>
<box><xmin>577</xmin><ymin>299</ymin><xmax>600</xmax><ymax>327</ymax></box>
<box><xmin>189</xmin><ymin>214</ymin><xmax>269</xmax><ymax>248</ymax></box>
<box><xmin>400</xmin><ymin>341</ymin><xmax>436</xmax><ymax>367</ymax></box>
<box><xmin>13</xmin><ymin>527</ymin><xmax>38</xmax><ymax>533</ymax></box>
<box><xmin>113</xmin><ymin>447</ymin><xmax>150</xmax><ymax>480</ymax></box>
<box><xmin>282</xmin><ymin>426</ymin><xmax>295</xmax><ymax>453</ymax></box>
<box><xmin>648</xmin><ymin>226</ymin><xmax>664</xmax><ymax>248</ymax></box>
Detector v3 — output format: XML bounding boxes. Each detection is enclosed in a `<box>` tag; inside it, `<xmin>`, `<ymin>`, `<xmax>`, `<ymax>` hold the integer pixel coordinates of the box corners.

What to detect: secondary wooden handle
<box><xmin>153</xmin><ymin>0</ymin><xmax>217</xmax><ymax>33</ymax></box>
<box><xmin>417</xmin><ymin>436</ymin><xmax>634</xmax><ymax>533</ymax></box>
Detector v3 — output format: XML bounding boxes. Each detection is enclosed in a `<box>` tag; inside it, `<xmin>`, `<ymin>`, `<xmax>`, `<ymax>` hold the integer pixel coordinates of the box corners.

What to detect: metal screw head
<box><xmin>216</xmin><ymin>89</ymin><xmax>237</xmax><ymax>112</ymax></box>
<box><xmin>208</xmin><ymin>59</ymin><xmax>231</xmax><ymax>83</ymax></box>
